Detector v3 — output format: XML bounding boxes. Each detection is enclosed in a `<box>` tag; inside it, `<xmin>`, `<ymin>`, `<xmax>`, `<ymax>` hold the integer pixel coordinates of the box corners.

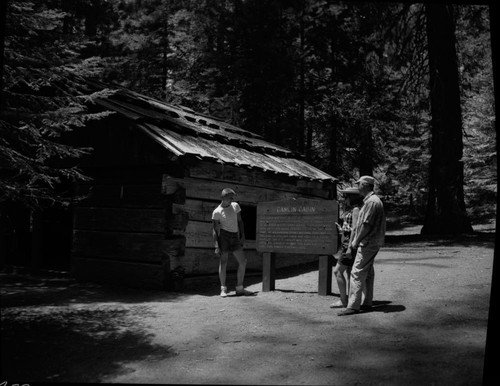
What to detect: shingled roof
<box><xmin>90</xmin><ymin>85</ymin><xmax>336</xmax><ymax>182</ymax></box>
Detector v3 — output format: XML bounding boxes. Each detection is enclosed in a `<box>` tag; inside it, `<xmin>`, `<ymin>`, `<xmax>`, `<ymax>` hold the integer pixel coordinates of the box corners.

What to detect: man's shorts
<box><xmin>219</xmin><ymin>229</ymin><xmax>243</xmax><ymax>253</ymax></box>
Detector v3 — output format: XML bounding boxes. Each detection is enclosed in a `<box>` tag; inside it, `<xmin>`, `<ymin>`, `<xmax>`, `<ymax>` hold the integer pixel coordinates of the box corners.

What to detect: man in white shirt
<box><xmin>212</xmin><ymin>188</ymin><xmax>252</xmax><ymax>297</ymax></box>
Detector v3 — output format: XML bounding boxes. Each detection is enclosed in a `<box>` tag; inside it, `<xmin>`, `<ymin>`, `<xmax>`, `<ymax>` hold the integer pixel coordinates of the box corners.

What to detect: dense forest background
<box><xmin>1</xmin><ymin>0</ymin><xmax>496</xmax><ymax>228</ymax></box>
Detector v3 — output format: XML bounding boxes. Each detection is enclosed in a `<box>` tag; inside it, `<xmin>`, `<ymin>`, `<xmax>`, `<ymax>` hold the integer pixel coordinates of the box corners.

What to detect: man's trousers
<box><xmin>347</xmin><ymin>244</ymin><xmax>379</xmax><ymax>310</ymax></box>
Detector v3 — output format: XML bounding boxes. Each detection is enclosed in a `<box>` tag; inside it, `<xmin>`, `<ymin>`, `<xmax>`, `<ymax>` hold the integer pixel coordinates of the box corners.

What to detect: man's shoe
<box><xmin>329</xmin><ymin>300</ymin><xmax>346</xmax><ymax>308</ymax></box>
<box><xmin>338</xmin><ymin>308</ymin><xmax>360</xmax><ymax>316</ymax></box>
<box><xmin>235</xmin><ymin>288</ymin><xmax>253</xmax><ymax>296</ymax></box>
<box><xmin>220</xmin><ymin>287</ymin><xmax>228</xmax><ymax>298</ymax></box>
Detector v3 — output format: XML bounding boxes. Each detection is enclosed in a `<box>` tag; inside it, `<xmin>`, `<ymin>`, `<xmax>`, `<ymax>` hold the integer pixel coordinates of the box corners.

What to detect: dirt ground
<box><xmin>0</xmin><ymin>223</ymin><xmax>497</xmax><ymax>385</ymax></box>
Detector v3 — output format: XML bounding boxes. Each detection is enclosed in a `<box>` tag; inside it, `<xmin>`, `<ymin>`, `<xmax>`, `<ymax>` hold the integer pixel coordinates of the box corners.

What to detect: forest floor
<box><xmin>0</xmin><ymin>220</ymin><xmax>497</xmax><ymax>385</ymax></box>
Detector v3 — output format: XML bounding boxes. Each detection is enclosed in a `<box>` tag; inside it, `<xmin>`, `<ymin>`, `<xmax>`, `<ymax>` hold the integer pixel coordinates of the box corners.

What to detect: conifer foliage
<box><xmin>0</xmin><ymin>0</ymin><xmax>109</xmax><ymax>209</ymax></box>
<box><xmin>1</xmin><ymin>0</ymin><xmax>495</xmax><ymax>227</ymax></box>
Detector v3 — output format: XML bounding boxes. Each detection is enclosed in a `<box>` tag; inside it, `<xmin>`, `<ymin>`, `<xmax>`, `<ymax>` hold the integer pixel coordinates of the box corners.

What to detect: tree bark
<box><xmin>0</xmin><ymin>0</ymin><xmax>7</xmax><ymax>110</ymax></box>
<box><xmin>483</xmin><ymin>3</ymin><xmax>499</xmax><ymax>381</ymax></box>
<box><xmin>84</xmin><ymin>0</ymin><xmax>99</xmax><ymax>37</ymax></box>
<box><xmin>421</xmin><ymin>4</ymin><xmax>473</xmax><ymax>235</ymax></box>
<box><xmin>161</xmin><ymin>6</ymin><xmax>169</xmax><ymax>100</ymax></box>
<box><xmin>298</xmin><ymin>4</ymin><xmax>306</xmax><ymax>155</ymax></box>
<box><xmin>358</xmin><ymin>123</ymin><xmax>374</xmax><ymax>177</ymax></box>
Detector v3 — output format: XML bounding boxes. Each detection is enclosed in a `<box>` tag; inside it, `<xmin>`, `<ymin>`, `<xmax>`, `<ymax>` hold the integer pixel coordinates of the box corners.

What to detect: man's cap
<box><xmin>221</xmin><ymin>188</ymin><xmax>236</xmax><ymax>197</ymax></box>
<box><xmin>355</xmin><ymin>175</ymin><xmax>376</xmax><ymax>185</ymax></box>
<box><xmin>339</xmin><ymin>187</ymin><xmax>361</xmax><ymax>195</ymax></box>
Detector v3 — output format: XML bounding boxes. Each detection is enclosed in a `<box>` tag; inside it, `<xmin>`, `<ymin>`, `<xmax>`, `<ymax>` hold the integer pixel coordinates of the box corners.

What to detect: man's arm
<box><xmin>348</xmin><ymin>207</ymin><xmax>360</xmax><ymax>246</ymax></box>
<box><xmin>351</xmin><ymin>221</ymin><xmax>371</xmax><ymax>249</ymax></box>
<box><xmin>213</xmin><ymin>220</ymin><xmax>221</xmax><ymax>255</ymax></box>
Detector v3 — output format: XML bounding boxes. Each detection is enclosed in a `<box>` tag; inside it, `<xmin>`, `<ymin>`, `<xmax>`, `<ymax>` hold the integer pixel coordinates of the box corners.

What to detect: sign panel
<box><xmin>256</xmin><ymin>198</ymin><xmax>339</xmax><ymax>254</ymax></box>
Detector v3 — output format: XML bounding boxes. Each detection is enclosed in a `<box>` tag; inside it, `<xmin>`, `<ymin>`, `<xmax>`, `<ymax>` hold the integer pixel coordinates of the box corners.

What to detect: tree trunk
<box><xmin>84</xmin><ymin>0</ymin><xmax>99</xmax><ymax>37</ymax></box>
<box><xmin>0</xmin><ymin>0</ymin><xmax>7</xmax><ymax>110</ymax></box>
<box><xmin>329</xmin><ymin>115</ymin><xmax>337</xmax><ymax>177</ymax></box>
<box><xmin>298</xmin><ymin>4</ymin><xmax>306</xmax><ymax>155</ymax></box>
<box><xmin>358</xmin><ymin>123</ymin><xmax>374</xmax><ymax>177</ymax></box>
<box><xmin>161</xmin><ymin>7</ymin><xmax>169</xmax><ymax>100</ymax></box>
<box><xmin>483</xmin><ymin>4</ymin><xmax>499</xmax><ymax>381</ymax></box>
<box><xmin>421</xmin><ymin>4</ymin><xmax>473</xmax><ymax>235</ymax></box>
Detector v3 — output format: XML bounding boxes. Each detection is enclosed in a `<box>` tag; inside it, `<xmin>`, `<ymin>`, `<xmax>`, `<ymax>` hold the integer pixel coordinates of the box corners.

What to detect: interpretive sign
<box><xmin>256</xmin><ymin>198</ymin><xmax>339</xmax><ymax>255</ymax></box>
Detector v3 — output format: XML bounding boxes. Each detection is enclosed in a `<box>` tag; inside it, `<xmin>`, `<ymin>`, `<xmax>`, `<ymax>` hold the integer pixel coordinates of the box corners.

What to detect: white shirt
<box><xmin>212</xmin><ymin>202</ymin><xmax>241</xmax><ymax>233</ymax></box>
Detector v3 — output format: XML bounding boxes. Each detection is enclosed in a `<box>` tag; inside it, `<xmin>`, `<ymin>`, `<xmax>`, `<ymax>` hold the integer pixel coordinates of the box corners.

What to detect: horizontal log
<box><xmin>74</xmin><ymin>207</ymin><xmax>166</xmax><ymax>233</ymax></box>
<box><xmin>183</xmin><ymin>220</ymin><xmax>257</xmax><ymax>249</ymax></box>
<box><xmin>73</xmin><ymin>251</ymin><xmax>321</xmax><ymax>288</ymax></box>
<box><xmin>182</xmin><ymin>248</ymin><xmax>261</xmax><ymax>274</ymax></box>
<box><xmin>188</xmin><ymin>161</ymin><xmax>296</xmax><ymax>188</ymax></box>
<box><xmin>188</xmin><ymin>160</ymin><xmax>334</xmax><ymax>198</ymax></box>
<box><xmin>161</xmin><ymin>178</ymin><xmax>186</xmax><ymax>204</ymax></box>
<box><xmin>73</xmin><ymin>257</ymin><xmax>169</xmax><ymax>290</ymax></box>
<box><xmin>76</xmin><ymin>183</ymin><xmax>167</xmax><ymax>208</ymax></box>
<box><xmin>163</xmin><ymin>175</ymin><xmax>306</xmax><ymax>204</ymax></box>
<box><xmin>174</xmin><ymin>198</ymin><xmax>257</xmax><ymax>223</ymax></box>
<box><xmin>183</xmin><ymin>221</ymin><xmax>211</xmax><ymax>248</ymax></box>
<box><xmin>72</xmin><ymin>230</ymin><xmax>182</xmax><ymax>263</ymax></box>
<box><xmin>166</xmin><ymin>208</ymin><xmax>189</xmax><ymax>233</ymax></box>
<box><xmin>177</xmin><ymin>199</ymin><xmax>219</xmax><ymax>222</ymax></box>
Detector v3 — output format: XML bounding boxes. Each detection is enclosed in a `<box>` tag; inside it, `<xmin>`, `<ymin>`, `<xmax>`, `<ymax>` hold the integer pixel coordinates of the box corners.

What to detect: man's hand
<box><xmin>215</xmin><ymin>247</ymin><xmax>221</xmax><ymax>256</ymax></box>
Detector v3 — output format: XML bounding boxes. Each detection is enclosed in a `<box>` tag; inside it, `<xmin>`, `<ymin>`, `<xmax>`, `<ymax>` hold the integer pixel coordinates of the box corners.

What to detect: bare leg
<box><xmin>219</xmin><ymin>252</ymin><xmax>229</xmax><ymax>287</ymax></box>
<box><xmin>232</xmin><ymin>249</ymin><xmax>247</xmax><ymax>288</ymax></box>
<box><xmin>333</xmin><ymin>264</ymin><xmax>348</xmax><ymax>306</ymax></box>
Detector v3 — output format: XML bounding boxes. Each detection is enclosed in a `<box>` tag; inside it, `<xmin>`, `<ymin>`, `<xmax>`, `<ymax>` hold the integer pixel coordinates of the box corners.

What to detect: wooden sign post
<box><xmin>256</xmin><ymin>198</ymin><xmax>338</xmax><ymax>295</ymax></box>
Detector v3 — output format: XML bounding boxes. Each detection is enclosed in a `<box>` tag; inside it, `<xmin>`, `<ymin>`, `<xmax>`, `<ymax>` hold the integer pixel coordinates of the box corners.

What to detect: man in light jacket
<box><xmin>338</xmin><ymin>176</ymin><xmax>386</xmax><ymax>316</ymax></box>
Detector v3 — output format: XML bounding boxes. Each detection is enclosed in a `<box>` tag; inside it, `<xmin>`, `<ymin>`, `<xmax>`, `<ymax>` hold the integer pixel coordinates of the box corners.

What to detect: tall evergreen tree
<box><xmin>0</xmin><ymin>0</ymin><xmax>113</xmax><ymax>269</ymax></box>
<box><xmin>0</xmin><ymin>0</ymin><xmax>102</xmax><ymax>209</ymax></box>
<box><xmin>421</xmin><ymin>4</ymin><xmax>473</xmax><ymax>234</ymax></box>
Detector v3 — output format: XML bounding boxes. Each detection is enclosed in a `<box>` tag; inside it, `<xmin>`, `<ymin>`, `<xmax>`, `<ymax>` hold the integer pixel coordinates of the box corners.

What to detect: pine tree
<box><xmin>0</xmin><ymin>0</ymin><xmax>111</xmax><ymax>210</ymax></box>
<box><xmin>421</xmin><ymin>4</ymin><xmax>473</xmax><ymax>234</ymax></box>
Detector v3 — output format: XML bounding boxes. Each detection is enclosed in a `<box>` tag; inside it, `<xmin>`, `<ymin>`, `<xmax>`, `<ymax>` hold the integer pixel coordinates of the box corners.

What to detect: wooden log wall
<box><xmin>72</xmin><ymin>164</ymin><xmax>183</xmax><ymax>290</ymax></box>
<box><xmin>162</xmin><ymin>160</ymin><xmax>337</xmax><ymax>277</ymax></box>
<box><xmin>72</xmin><ymin>156</ymin><xmax>336</xmax><ymax>289</ymax></box>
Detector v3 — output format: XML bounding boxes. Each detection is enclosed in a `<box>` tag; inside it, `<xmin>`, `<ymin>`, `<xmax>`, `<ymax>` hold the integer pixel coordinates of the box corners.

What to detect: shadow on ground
<box><xmin>0</xmin><ymin>273</ymin><xmax>180</xmax><ymax>308</ymax></box>
<box><xmin>385</xmin><ymin>231</ymin><xmax>495</xmax><ymax>247</ymax></box>
<box><xmin>0</xmin><ymin>258</ymin><xmax>322</xmax><ymax>310</ymax></box>
<box><xmin>1</xmin><ymin>306</ymin><xmax>174</xmax><ymax>383</ymax></box>
<box><xmin>181</xmin><ymin>260</ymin><xmax>321</xmax><ymax>296</ymax></box>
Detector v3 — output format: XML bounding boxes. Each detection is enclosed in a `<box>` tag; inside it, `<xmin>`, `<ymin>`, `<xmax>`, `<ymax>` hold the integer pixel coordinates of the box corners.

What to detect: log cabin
<box><xmin>71</xmin><ymin>83</ymin><xmax>338</xmax><ymax>290</ymax></box>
